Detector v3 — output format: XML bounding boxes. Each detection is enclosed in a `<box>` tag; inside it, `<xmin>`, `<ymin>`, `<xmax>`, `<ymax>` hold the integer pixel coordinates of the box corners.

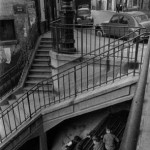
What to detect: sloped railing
<box><xmin>0</xmin><ymin>23</ymin><xmax>39</xmax><ymax>99</ymax></box>
<box><xmin>0</xmin><ymin>26</ymin><xmax>147</xmax><ymax>145</ymax></box>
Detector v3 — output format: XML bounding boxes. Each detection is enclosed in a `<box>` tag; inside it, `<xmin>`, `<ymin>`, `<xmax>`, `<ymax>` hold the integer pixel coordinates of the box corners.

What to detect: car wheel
<box><xmin>96</xmin><ymin>30</ymin><xmax>103</xmax><ymax>37</ymax></box>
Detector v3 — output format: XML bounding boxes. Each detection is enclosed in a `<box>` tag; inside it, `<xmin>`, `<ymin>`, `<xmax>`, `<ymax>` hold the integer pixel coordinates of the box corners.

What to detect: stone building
<box><xmin>91</xmin><ymin>0</ymin><xmax>145</xmax><ymax>11</ymax></box>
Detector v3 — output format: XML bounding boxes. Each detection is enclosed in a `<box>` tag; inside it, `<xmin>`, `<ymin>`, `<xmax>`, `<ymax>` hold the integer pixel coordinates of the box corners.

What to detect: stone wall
<box><xmin>0</xmin><ymin>0</ymin><xmax>38</xmax><ymax>75</ymax></box>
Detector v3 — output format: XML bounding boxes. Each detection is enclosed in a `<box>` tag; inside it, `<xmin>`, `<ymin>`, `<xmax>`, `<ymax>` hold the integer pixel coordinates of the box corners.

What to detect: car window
<box><xmin>77</xmin><ymin>10</ymin><xmax>90</xmax><ymax>16</ymax></box>
<box><xmin>134</xmin><ymin>15</ymin><xmax>149</xmax><ymax>23</ymax></box>
<box><xmin>119</xmin><ymin>16</ymin><xmax>128</xmax><ymax>24</ymax></box>
<box><xmin>110</xmin><ymin>16</ymin><xmax>119</xmax><ymax>23</ymax></box>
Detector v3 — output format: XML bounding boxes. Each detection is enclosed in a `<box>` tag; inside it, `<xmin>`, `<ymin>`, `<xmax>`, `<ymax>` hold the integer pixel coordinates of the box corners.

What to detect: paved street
<box><xmin>91</xmin><ymin>10</ymin><xmax>115</xmax><ymax>25</ymax></box>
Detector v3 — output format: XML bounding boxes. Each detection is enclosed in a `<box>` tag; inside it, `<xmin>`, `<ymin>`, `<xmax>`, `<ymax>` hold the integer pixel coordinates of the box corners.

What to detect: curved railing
<box><xmin>0</xmin><ymin>23</ymin><xmax>39</xmax><ymax>99</ymax></box>
<box><xmin>119</xmin><ymin>37</ymin><xmax>150</xmax><ymax>150</ymax></box>
<box><xmin>0</xmin><ymin>26</ymin><xmax>147</xmax><ymax>145</ymax></box>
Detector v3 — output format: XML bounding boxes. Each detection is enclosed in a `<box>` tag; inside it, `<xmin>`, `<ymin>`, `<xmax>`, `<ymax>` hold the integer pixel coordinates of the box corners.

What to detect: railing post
<box><xmin>81</xmin><ymin>26</ymin><xmax>83</xmax><ymax>57</ymax></box>
<box><xmin>27</xmin><ymin>92</ymin><xmax>32</xmax><ymax>118</ymax></box>
<box><xmin>133</xmin><ymin>35</ymin><xmax>140</xmax><ymax>75</ymax></box>
<box><xmin>74</xmin><ymin>66</ymin><xmax>77</xmax><ymax>97</ymax></box>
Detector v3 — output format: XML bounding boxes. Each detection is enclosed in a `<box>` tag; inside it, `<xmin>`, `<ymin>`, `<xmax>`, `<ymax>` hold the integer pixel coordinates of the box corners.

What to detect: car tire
<box><xmin>96</xmin><ymin>30</ymin><xmax>103</xmax><ymax>37</ymax></box>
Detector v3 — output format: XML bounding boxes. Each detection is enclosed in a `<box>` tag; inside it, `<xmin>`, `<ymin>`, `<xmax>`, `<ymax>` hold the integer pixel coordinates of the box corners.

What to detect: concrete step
<box><xmin>41</xmin><ymin>37</ymin><xmax>53</xmax><ymax>41</ymax></box>
<box><xmin>29</xmin><ymin>68</ymin><xmax>51</xmax><ymax>74</ymax></box>
<box><xmin>31</xmin><ymin>63</ymin><xmax>51</xmax><ymax>69</ymax></box>
<box><xmin>28</xmin><ymin>74</ymin><xmax>51</xmax><ymax>79</ymax></box>
<box><xmin>25</xmin><ymin>79</ymin><xmax>46</xmax><ymax>85</ymax></box>
<box><xmin>38</xmin><ymin>45</ymin><xmax>52</xmax><ymax>49</ymax></box>
<box><xmin>35</xmin><ymin>54</ymin><xmax>50</xmax><ymax>59</ymax></box>
<box><xmin>40</xmin><ymin>41</ymin><xmax>52</xmax><ymax>45</ymax></box>
<box><xmin>35</xmin><ymin>53</ymin><xmax>50</xmax><ymax>57</ymax></box>
<box><xmin>36</xmin><ymin>49</ymin><xmax>50</xmax><ymax>54</ymax></box>
<box><xmin>33</xmin><ymin>58</ymin><xmax>50</xmax><ymax>62</ymax></box>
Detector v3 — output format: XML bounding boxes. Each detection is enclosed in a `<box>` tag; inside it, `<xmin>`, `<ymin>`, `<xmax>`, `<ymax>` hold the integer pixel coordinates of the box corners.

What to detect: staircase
<box><xmin>0</xmin><ymin>36</ymin><xmax>53</xmax><ymax>143</ymax></box>
<box><xmin>24</xmin><ymin>37</ymin><xmax>52</xmax><ymax>91</ymax></box>
<box><xmin>0</xmin><ymin>27</ymin><xmax>146</xmax><ymax>149</ymax></box>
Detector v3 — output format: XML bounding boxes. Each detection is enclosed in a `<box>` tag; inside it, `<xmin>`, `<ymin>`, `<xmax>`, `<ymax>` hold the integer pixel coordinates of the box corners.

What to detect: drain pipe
<box><xmin>119</xmin><ymin>37</ymin><xmax>150</xmax><ymax>150</ymax></box>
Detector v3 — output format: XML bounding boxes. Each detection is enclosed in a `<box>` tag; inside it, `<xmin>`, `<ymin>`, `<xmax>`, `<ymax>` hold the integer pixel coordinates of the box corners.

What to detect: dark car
<box><xmin>95</xmin><ymin>11</ymin><xmax>150</xmax><ymax>39</ymax></box>
<box><xmin>75</xmin><ymin>8</ymin><xmax>94</xmax><ymax>26</ymax></box>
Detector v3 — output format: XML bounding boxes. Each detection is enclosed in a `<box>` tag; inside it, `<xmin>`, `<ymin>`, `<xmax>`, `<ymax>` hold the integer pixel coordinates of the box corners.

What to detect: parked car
<box><xmin>75</xmin><ymin>8</ymin><xmax>94</xmax><ymax>26</ymax></box>
<box><xmin>95</xmin><ymin>11</ymin><xmax>150</xmax><ymax>39</ymax></box>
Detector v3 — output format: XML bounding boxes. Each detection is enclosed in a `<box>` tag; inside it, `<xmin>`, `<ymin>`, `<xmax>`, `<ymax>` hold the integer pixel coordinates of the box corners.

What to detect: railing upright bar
<box><xmin>27</xmin><ymin>92</ymin><xmax>32</xmax><ymax>118</ymax></box>
<box><xmin>119</xmin><ymin>37</ymin><xmax>150</xmax><ymax>150</ymax></box>
<box><xmin>74</xmin><ymin>66</ymin><xmax>77</xmax><ymax>97</ymax></box>
<box><xmin>12</xmin><ymin>107</ymin><xmax>17</xmax><ymax>130</ymax></box>
<box><xmin>1</xmin><ymin>114</ymin><xmax>7</xmax><ymax>137</ymax></box>
<box><xmin>81</xmin><ymin>64</ymin><xmax>83</xmax><ymax>92</ymax></box>
<box><xmin>86</xmin><ymin>28</ymin><xmax>88</xmax><ymax>54</ymax></box>
<box><xmin>63</xmin><ymin>74</ymin><xmax>65</xmax><ymax>99</ymax></box>
<box><xmin>133</xmin><ymin>36</ymin><xmax>140</xmax><ymax>76</ymax></box>
<box><xmin>22</xmin><ymin>100</ymin><xmax>27</xmax><ymax>121</ymax></box>
<box><xmin>41</xmin><ymin>82</ymin><xmax>46</xmax><ymax>107</ymax></box>
<box><xmin>6</xmin><ymin>111</ymin><xmax>12</xmax><ymax>133</ymax></box>
<box><xmin>87</xmin><ymin>63</ymin><xmax>89</xmax><ymax>90</ymax></box>
<box><xmin>32</xmin><ymin>93</ymin><xmax>36</xmax><ymax>113</ymax></box>
<box><xmin>56</xmin><ymin>74</ymin><xmax>60</xmax><ymax>102</ymax></box>
<box><xmin>93</xmin><ymin>57</ymin><xmax>95</xmax><ymax>89</ymax></box>
<box><xmin>81</xmin><ymin>27</ymin><xmax>83</xmax><ymax>57</ymax></box>
<box><xmin>17</xmin><ymin>104</ymin><xmax>22</xmax><ymax>124</ymax></box>
<box><xmin>68</xmin><ymin>72</ymin><xmax>71</xmax><ymax>97</ymax></box>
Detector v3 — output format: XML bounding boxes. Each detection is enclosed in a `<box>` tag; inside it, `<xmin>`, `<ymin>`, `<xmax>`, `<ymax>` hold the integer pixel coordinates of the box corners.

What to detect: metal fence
<box><xmin>50</xmin><ymin>23</ymin><xmax>146</xmax><ymax>56</ymax></box>
<box><xmin>0</xmin><ymin>26</ymin><xmax>147</xmax><ymax>143</ymax></box>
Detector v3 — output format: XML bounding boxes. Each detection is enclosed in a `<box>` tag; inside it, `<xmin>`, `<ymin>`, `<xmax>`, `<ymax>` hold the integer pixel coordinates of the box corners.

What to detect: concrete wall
<box><xmin>47</xmin><ymin>102</ymin><xmax>130</xmax><ymax>150</ymax></box>
<box><xmin>0</xmin><ymin>0</ymin><xmax>37</xmax><ymax>53</ymax></box>
<box><xmin>42</xmin><ymin>76</ymin><xmax>138</xmax><ymax>132</ymax></box>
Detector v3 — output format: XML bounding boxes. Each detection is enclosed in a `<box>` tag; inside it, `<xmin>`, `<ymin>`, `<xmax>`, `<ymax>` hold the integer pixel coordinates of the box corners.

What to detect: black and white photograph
<box><xmin>0</xmin><ymin>0</ymin><xmax>150</xmax><ymax>150</ymax></box>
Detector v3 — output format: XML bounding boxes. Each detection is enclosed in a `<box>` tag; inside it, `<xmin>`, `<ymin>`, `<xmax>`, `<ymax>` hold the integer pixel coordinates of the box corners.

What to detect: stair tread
<box><xmin>28</xmin><ymin>74</ymin><xmax>51</xmax><ymax>78</ymax></box>
<box><xmin>39</xmin><ymin>45</ymin><xmax>52</xmax><ymax>47</ymax></box>
<box><xmin>29</xmin><ymin>68</ymin><xmax>51</xmax><ymax>72</ymax></box>
<box><xmin>32</xmin><ymin>63</ymin><xmax>50</xmax><ymax>67</ymax></box>
<box><xmin>34</xmin><ymin>58</ymin><xmax>49</xmax><ymax>61</ymax></box>
<box><xmin>37</xmin><ymin>49</ymin><xmax>51</xmax><ymax>51</ymax></box>
<box><xmin>40</xmin><ymin>41</ymin><xmax>52</xmax><ymax>43</ymax></box>
<box><xmin>35</xmin><ymin>54</ymin><xmax>49</xmax><ymax>57</ymax></box>
<box><xmin>25</xmin><ymin>80</ymin><xmax>46</xmax><ymax>84</ymax></box>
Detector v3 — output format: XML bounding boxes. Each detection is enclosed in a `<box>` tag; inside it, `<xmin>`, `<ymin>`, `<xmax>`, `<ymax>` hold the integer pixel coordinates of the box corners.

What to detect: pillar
<box><xmin>39</xmin><ymin>131</ymin><xmax>48</xmax><ymax>150</ymax></box>
<box><xmin>59</xmin><ymin>0</ymin><xmax>76</xmax><ymax>54</ymax></box>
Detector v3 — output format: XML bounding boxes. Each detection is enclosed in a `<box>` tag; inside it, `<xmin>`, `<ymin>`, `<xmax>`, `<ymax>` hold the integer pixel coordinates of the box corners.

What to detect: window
<box><xmin>119</xmin><ymin>16</ymin><xmax>128</xmax><ymax>24</ymax></box>
<box><xmin>133</xmin><ymin>0</ymin><xmax>138</xmax><ymax>6</ymax></box>
<box><xmin>0</xmin><ymin>20</ymin><xmax>16</xmax><ymax>41</ymax></box>
<box><xmin>135</xmin><ymin>15</ymin><xmax>148</xmax><ymax>23</ymax></box>
<box><xmin>110</xmin><ymin>16</ymin><xmax>119</xmax><ymax>23</ymax></box>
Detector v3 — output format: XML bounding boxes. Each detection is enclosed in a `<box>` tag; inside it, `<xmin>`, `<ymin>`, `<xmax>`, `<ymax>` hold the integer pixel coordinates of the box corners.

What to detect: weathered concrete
<box><xmin>42</xmin><ymin>76</ymin><xmax>138</xmax><ymax>132</ymax></box>
<box><xmin>46</xmin><ymin>102</ymin><xmax>130</xmax><ymax>150</ymax></box>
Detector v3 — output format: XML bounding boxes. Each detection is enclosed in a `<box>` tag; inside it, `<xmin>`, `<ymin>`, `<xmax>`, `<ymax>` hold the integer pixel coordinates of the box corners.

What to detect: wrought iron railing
<box><xmin>0</xmin><ymin>26</ymin><xmax>147</xmax><ymax>144</ymax></box>
<box><xmin>0</xmin><ymin>23</ymin><xmax>39</xmax><ymax>99</ymax></box>
<box><xmin>50</xmin><ymin>23</ymin><xmax>146</xmax><ymax>56</ymax></box>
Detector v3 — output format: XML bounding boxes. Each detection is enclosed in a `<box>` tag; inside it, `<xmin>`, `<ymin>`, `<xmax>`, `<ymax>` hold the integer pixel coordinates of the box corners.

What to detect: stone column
<box><xmin>39</xmin><ymin>131</ymin><xmax>48</xmax><ymax>150</ymax></box>
<box><xmin>59</xmin><ymin>0</ymin><xmax>76</xmax><ymax>53</ymax></box>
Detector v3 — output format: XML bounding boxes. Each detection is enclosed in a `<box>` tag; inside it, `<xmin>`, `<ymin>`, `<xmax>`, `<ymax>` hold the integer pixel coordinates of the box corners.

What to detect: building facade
<box><xmin>91</xmin><ymin>0</ymin><xmax>150</xmax><ymax>11</ymax></box>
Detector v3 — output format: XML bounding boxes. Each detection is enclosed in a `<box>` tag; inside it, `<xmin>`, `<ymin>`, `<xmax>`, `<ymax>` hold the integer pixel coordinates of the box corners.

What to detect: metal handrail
<box><xmin>0</xmin><ymin>23</ymin><xmax>39</xmax><ymax>99</ymax></box>
<box><xmin>119</xmin><ymin>37</ymin><xmax>150</xmax><ymax>150</ymax></box>
<box><xmin>0</xmin><ymin>27</ymin><xmax>146</xmax><ymax>144</ymax></box>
